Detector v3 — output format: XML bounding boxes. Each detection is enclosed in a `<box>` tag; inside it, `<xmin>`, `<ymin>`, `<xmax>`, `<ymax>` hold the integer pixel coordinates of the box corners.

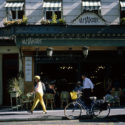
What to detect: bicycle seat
<box><xmin>89</xmin><ymin>96</ymin><xmax>97</xmax><ymax>100</ymax></box>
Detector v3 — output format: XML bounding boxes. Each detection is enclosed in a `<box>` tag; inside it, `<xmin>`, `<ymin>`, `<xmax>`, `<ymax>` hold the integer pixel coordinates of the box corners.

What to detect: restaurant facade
<box><xmin>0</xmin><ymin>0</ymin><xmax>125</xmax><ymax>106</ymax></box>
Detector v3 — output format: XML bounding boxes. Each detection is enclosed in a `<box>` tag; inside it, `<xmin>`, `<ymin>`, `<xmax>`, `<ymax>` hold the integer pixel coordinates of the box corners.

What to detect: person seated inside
<box><xmin>47</xmin><ymin>84</ymin><xmax>56</xmax><ymax>94</ymax></box>
<box><xmin>73</xmin><ymin>81</ymin><xmax>83</xmax><ymax>93</ymax></box>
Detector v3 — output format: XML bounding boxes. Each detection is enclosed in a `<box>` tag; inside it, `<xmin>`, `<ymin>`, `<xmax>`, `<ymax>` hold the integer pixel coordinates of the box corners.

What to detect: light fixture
<box><xmin>82</xmin><ymin>46</ymin><xmax>88</xmax><ymax>58</ymax></box>
<box><xmin>46</xmin><ymin>47</ymin><xmax>53</xmax><ymax>57</ymax></box>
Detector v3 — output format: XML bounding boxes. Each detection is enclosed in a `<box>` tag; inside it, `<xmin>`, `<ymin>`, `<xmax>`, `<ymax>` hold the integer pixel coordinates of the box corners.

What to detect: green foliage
<box><xmin>3</xmin><ymin>15</ymin><xmax>28</xmax><ymax>26</ymax></box>
<box><xmin>22</xmin><ymin>15</ymin><xmax>28</xmax><ymax>24</ymax></box>
<box><xmin>8</xmin><ymin>78</ymin><xmax>22</xmax><ymax>95</ymax></box>
<box><xmin>51</xmin><ymin>13</ymin><xmax>57</xmax><ymax>24</ymax></box>
<box><xmin>8</xmin><ymin>73</ymin><xmax>24</xmax><ymax>95</ymax></box>
<box><xmin>120</xmin><ymin>17</ymin><xmax>125</xmax><ymax>25</ymax></box>
<box><xmin>58</xmin><ymin>18</ymin><xmax>66</xmax><ymax>24</ymax></box>
<box><xmin>41</xmin><ymin>19</ymin><xmax>51</xmax><ymax>25</ymax></box>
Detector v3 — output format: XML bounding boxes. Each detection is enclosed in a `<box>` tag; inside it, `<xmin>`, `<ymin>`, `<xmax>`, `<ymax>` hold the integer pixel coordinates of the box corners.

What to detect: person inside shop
<box><xmin>81</xmin><ymin>74</ymin><xmax>94</xmax><ymax>107</ymax></box>
<box><xmin>73</xmin><ymin>81</ymin><xmax>83</xmax><ymax>93</ymax></box>
<box><xmin>28</xmin><ymin>75</ymin><xmax>47</xmax><ymax>114</ymax></box>
<box><xmin>105</xmin><ymin>78</ymin><xmax>112</xmax><ymax>94</ymax></box>
<box><xmin>112</xmin><ymin>77</ymin><xmax>121</xmax><ymax>91</ymax></box>
<box><xmin>46</xmin><ymin>81</ymin><xmax>60</xmax><ymax>108</ymax></box>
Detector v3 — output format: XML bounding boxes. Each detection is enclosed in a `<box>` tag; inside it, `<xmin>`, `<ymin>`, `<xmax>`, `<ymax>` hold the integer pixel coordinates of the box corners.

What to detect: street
<box><xmin>0</xmin><ymin>108</ymin><xmax>125</xmax><ymax>125</ymax></box>
<box><xmin>0</xmin><ymin>120</ymin><xmax>125</xmax><ymax>125</ymax></box>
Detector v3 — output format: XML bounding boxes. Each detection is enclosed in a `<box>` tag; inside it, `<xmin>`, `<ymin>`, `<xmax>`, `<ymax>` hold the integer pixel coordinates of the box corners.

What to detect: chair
<box><xmin>20</xmin><ymin>93</ymin><xmax>34</xmax><ymax>110</ymax></box>
<box><xmin>60</xmin><ymin>91</ymin><xmax>70</xmax><ymax>108</ymax></box>
<box><xmin>44</xmin><ymin>93</ymin><xmax>55</xmax><ymax>109</ymax></box>
<box><xmin>10</xmin><ymin>92</ymin><xmax>21</xmax><ymax>111</ymax></box>
<box><xmin>111</xmin><ymin>90</ymin><xmax>121</xmax><ymax>107</ymax></box>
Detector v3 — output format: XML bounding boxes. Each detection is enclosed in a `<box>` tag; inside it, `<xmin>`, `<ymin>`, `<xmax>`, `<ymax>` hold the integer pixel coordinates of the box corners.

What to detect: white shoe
<box><xmin>42</xmin><ymin>111</ymin><xmax>47</xmax><ymax>114</ymax></box>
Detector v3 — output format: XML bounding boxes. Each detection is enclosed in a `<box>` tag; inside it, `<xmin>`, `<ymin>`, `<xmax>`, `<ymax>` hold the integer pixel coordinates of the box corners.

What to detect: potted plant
<box><xmin>50</xmin><ymin>13</ymin><xmax>57</xmax><ymax>24</ymax></box>
<box><xmin>8</xmin><ymin>77</ymin><xmax>22</xmax><ymax>97</ymax></box>
<box><xmin>3</xmin><ymin>15</ymin><xmax>28</xmax><ymax>26</ymax></box>
<box><xmin>41</xmin><ymin>19</ymin><xmax>51</xmax><ymax>25</ymax></box>
<box><xmin>58</xmin><ymin>18</ymin><xmax>66</xmax><ymax>25</ymax></box>
<box><xmin>120</xmin><ymin>17</ymin><xmax>125</xmax><ymax>25</ymax></box>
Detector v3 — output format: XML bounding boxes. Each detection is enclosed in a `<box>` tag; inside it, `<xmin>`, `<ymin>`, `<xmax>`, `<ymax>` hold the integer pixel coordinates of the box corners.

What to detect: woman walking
<box><xmin>28</xmin><ymin>75</ymin><xmax>47</xmax><ymax>114</ymax></box>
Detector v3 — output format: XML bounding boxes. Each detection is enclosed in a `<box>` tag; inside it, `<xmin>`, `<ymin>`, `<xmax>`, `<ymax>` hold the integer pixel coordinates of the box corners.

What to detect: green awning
<box><xmin>82</xmin><ymin>0</ymin><xmax>101</xmax><ymax>11</ymax></box>
<box><xmin>43</xmin><ymin>0</ymin><xmax>61</xmax><ymax>11</ymax></box>
<box><xmin>120</xmin><ymin>0</ymin><xmax>125</xmax><ymax>11</ymax></box>
<box><xmin>5</xmin><ymin>2</ymin><xmax>24</xmax><ymax>11</ymax></box>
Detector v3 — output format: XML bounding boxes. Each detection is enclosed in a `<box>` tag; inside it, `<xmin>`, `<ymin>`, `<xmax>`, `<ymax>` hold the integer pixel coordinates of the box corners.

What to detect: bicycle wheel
<box><xmin>92</xmin><ymin>103</ymin><xmax>110</xmax><ymax>118</ymax></box>
<box><xmin>64</xmin><ymin>102</ymin><xmax>82</xmax><ymax>120</ymax></box>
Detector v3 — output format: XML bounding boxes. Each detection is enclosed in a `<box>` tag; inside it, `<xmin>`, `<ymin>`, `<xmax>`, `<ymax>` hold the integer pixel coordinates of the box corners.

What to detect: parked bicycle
<box><xmin>64</xmin><ymin>91</ymin><xmax>110</xmax><ymax>120</ymax></box>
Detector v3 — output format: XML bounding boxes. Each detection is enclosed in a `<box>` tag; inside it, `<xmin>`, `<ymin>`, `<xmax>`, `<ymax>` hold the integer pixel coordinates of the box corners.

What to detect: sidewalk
<box><xmin>0</xmin><ymin>108</ymin><xmax>125</xmax><ymax>122</ymax></box>
<box><xmin>0</xmin><ymin>109</ymin><xmax>65</xmax><ymax>122</ymax></box>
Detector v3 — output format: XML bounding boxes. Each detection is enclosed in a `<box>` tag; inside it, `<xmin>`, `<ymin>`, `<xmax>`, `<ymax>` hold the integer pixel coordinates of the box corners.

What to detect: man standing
<box><xmin>81</xmin><ymin>74</ymin><xmax>94</xmax><ymax>107</ymax></box>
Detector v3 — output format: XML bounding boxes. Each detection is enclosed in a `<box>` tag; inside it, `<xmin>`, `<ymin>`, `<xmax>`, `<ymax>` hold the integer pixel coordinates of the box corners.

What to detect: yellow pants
<box><xmin>31</xmin><ymin>92</ymin><xmax>46</xmax><ymax>112</ymax></box>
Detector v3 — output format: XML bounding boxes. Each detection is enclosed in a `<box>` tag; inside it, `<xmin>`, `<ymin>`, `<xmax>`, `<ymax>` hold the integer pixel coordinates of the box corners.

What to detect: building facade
<box><xmin>0</xmin><ymin>0</ymin><xmax>125</xmax><ymax>106</ymax></box>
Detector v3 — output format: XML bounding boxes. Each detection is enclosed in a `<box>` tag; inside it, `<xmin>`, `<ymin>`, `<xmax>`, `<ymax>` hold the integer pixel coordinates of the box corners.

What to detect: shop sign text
<box><xmin>79</xmin><ymin>16</ymin><xmax>99</xmax><ymax>24</ymax></box>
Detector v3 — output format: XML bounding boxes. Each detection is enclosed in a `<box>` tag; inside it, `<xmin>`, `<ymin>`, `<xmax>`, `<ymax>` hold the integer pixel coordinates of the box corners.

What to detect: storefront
<box><xmin>14</xmin><ymin>25</ymin><xmax>125</xmax><ymax>97</ymax></box>
<box><xmin>1</xmin><ymin>25</ymin><xmax>125</xmax><ymax>106</ymax></box>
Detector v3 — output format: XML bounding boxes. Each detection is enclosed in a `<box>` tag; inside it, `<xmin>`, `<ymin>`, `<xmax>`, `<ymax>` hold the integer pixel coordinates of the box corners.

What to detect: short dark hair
<box><xmin>81</xmin><ymin>73</ymin><xmax>87</xmax><ymax>77</ymax></box>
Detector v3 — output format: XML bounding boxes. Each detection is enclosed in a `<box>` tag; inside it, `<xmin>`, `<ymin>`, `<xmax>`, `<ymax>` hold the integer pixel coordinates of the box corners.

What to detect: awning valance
<box><xmin>82</xmin><ymin>0</ymin><xmax>101</xmax><ymax>11</ymax></box>
<box><xmin>43</xmin><ymin>0</ymin><xmax>61</xmax><ymax>11</ymax></box>
<box><xmin>5</xmin><ymin>2</ymin><xmax>24</xmax><ymax>11</ymax></box>
<box><xmin>120</xmin><ymin>1</ymin><xmax>125</xmax><ymax>11</ymax></box>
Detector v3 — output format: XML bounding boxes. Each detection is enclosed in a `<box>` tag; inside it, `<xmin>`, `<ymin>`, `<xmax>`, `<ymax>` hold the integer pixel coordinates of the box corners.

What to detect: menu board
<box><xmin>25</xmin><ymin>57</ymin><xmax>32</xmax><ymax>82</ymax></box>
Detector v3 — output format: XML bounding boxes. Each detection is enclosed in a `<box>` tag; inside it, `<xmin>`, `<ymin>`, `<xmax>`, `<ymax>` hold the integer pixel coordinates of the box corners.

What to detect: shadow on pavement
<box><xmin>79</xmin><ymin>115</ymin><xmax>125</xmax><ymax>122</ymax></box>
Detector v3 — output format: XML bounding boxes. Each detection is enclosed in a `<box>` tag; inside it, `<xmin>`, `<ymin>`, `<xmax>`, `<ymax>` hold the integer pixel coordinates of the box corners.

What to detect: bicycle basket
<box><xmin>70</xmin><ymin>91</ymin><xmax>77</xmax><ymax>100</ymax></box>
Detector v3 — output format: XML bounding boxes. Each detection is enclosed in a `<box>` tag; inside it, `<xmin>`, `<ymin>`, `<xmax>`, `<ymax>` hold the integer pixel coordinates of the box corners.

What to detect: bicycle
<box><xmin>64</xmin><ymin>91</ymin><xmax>110</xmax><ymax>120</ymax></box>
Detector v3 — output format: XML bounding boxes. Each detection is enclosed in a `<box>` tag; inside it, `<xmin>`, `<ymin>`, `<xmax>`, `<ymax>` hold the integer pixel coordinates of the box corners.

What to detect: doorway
<box><xmin>2</xmin><ymin>54</ymin><xmax>19</xmax><ymax>106</ymax></box>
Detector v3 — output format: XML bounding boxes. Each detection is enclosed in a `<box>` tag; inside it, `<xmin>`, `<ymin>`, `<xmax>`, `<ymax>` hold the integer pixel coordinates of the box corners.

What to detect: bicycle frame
<box><xmin>75</xmin><ymin>97</ymin><xmax>95</xmax><ymax>115</ymax></box>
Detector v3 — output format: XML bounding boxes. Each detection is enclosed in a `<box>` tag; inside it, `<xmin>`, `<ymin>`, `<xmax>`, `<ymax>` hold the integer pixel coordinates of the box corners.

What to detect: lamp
<box><xmin>47</xmin><ymin>47</ymin><xmax>53</xmax><ymax>57</ymax></box>
<box><xmin>82</xmin><ymin>46</ymin><xmax>88</xmax><ymax>58</ymax></box>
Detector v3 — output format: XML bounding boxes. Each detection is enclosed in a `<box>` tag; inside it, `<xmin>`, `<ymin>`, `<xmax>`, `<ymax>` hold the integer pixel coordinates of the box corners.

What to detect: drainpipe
<box><xmin>0</xmin><ymin>54</ymin><xmax>3</xmax><ymax>105</ymax></box>
<box><xmin>18</xmin><ymin>47</ymin><xmax>24</xmax><ymax>93</ymax></box>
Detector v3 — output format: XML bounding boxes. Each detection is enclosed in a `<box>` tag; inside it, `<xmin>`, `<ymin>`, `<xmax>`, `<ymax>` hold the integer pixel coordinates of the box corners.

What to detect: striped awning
<box><xmin>5</xmin><ymin>2</ymin><xmax>24</xmax><ymax>11</ymax></box>
<box><xmin>43</xmin><ymin>0</ymin><xmax>61</xmax><ymax>11</ymax></box>
<box><xmin>120</xmin><ymin>1</ymin><xmax>125</xmax><ymax>11</ymax></box>
<box><xmin>82</xmin><ymin>0</ymin><xmax>101</xmax><ymax>11</ymax></box>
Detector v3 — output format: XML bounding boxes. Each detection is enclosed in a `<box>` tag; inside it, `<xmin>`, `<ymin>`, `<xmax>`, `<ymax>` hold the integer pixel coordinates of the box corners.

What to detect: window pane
<box><xmin>11</xmin><ymin>11</ymin><xmax>16</xmax><ymax>19</ymax></box>
<box><xmin>46</xmin><ymin>11</ymin><xmax>52</xmax><ymax>20</ymax></box>
<box><xmin>55</xmin><ymin>11</ymin><xmax>61</xmax><ymax>19</ymax></box>
<box><xmin>18</xmin><ymin>11</ymin><xmax>24</xmax><ymax>19</ymax></box>
<box><xmin>121</xmin><ymin>11</ymin><xmax>125</xmax><ymax>18</ymax></box>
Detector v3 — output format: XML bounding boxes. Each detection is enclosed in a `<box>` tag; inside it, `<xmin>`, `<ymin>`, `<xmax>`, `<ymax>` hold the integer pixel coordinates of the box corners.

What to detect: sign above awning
<box><xmin>43</xmin><ymin>0</ymin><xmax>61</xmax><ymax>11</ymax></box>
<box><xmin>120</xmin><ymin>0</ymin><xmax>125</xmax><ymax>11</ymax></box>
<box><xmin>82</xmin><ymin>0</ymin><xmax>101</xmax><ymax>11</ymax></box>
<box><xmin>5</xmin><ymin>2</ymin><xmax>24</xmax><ymax>11</ymax></box>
